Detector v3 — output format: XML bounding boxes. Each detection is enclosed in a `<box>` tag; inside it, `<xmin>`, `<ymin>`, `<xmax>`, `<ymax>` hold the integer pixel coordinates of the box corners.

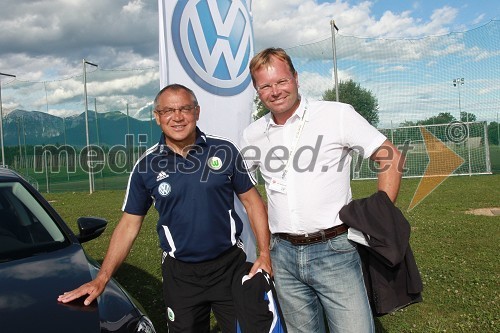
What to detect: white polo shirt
<box><xmin>241</xmin><ymin>98</ymin><xmax>386</xmax><ymax>235</ymax></box>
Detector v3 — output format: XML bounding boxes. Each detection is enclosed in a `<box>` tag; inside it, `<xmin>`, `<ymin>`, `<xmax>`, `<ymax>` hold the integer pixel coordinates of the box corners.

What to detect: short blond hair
<box><xmin>249</xmin><ymin>48</ymin><xmax>297</xmax><ymax>86</ymax></box>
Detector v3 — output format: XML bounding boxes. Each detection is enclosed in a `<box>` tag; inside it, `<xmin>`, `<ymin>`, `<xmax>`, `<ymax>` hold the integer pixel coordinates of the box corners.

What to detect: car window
<box><xmin>0</xmin><ymin>182</ymin><xmax>66</xmax><ymax>257</ymax></box>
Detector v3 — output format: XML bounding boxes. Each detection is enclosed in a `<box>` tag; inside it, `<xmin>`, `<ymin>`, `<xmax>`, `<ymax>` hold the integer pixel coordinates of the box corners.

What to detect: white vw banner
<box><xmin>158</xmin><ymin>0</ymin><xmax>257</xmax><ymax>261</ymax></box>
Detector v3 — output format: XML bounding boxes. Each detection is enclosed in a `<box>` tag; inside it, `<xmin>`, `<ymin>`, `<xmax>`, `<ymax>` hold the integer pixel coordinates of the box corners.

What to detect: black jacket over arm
<box><xmin>339</xmin><ymin>191</ymin><xmax>423</xmax><ymax>316</ymax></box>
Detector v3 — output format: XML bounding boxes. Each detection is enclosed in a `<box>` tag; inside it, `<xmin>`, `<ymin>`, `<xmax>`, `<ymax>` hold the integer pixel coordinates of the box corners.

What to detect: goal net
<box><xmin>352</xmin><ymin>121</ymin><xmax>492</xmax><ymax>179</ymax></box>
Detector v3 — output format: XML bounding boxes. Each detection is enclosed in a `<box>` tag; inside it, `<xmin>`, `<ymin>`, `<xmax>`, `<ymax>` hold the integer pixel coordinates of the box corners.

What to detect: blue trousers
<box><xmin>270</xmin><ymin>233</ymin><xmax>374</xmax><ymax>333</ymax></box>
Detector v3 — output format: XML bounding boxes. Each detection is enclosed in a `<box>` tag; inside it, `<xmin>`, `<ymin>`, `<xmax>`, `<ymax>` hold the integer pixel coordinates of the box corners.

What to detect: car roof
<box><xmin>0</xmin><ymin>168</ymin><xmax>23</xmax><ymax>181</ymax></box>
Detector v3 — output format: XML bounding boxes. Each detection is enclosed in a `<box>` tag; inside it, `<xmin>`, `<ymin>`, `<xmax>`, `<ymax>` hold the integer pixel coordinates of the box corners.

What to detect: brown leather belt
<box><xmin>274</xmin><ymin>224</ymin><xmax>348</xmax><ymax>245</ymax></box>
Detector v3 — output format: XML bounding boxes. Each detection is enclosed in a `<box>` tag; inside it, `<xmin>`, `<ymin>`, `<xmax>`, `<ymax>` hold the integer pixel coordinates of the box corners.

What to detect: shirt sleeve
<box><xmin>231</xmin><ymin>143</ymin><xmax>256</xmax><ymax>194</ymax></box>
<box><xmin>340</xmin><ymin>104</ymin><xmax>387</xmax><ymax>159</ymax></box>
<box><xmin>239</xmin><ymin>129</ymin><xmax>259</xmax><ymax>182</ymax></box>
<box><xmin>121</xmin><ymin>164</ymin><xmax>152</xmax><ymax>215</ymax></box>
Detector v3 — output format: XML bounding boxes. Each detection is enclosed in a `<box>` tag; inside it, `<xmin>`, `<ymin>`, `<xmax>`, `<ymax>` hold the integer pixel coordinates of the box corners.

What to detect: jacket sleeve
<box><xmin>339</xmin><ymin>191</ymin><xmax>423</xmax><ymax>316</ymax></box>
<box><xmin>340</xmin><ymin>191</ymin><xmax>409</xmax><ymax>266</ymax></box>
<box><xmin>232</xmin><ymin>262</ymin><xmax>288</xmax><ymax>333</ymax></box>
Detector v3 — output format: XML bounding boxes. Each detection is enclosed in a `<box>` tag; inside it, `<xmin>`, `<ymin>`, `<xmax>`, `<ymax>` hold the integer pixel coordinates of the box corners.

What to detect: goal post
<box><xmin>352</xmin><ymin>121</ymin><xmax>492</xmax><ymax>180</ymax></box>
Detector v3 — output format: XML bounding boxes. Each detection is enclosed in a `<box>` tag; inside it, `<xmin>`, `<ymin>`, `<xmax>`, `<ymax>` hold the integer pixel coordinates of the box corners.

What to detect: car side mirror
<box><xmin>76</xmin><ymin>217</ymin><xmax>108</xmax><ymax>243</ymax></box>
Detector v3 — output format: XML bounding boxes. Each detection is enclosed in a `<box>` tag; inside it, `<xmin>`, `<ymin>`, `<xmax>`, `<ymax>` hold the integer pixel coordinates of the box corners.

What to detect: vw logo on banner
<box><xmin>171</xmin><ymin>0</ymin><xmax>254</xmax><ymax>96</ymax></box>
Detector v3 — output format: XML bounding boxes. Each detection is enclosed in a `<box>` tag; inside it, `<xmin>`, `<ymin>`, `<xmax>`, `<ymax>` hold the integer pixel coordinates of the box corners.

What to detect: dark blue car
<box><xmin>0</xmin><ymin>168</ymin><xmax>156</xmax><ymax>333</ymax></box>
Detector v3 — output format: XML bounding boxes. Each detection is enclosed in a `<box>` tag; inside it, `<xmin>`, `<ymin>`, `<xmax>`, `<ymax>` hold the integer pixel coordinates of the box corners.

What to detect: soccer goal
<box><xmin>352</xmin><ymin>121</ymin><xmax>492</xmax><ymax>180</ymax></box>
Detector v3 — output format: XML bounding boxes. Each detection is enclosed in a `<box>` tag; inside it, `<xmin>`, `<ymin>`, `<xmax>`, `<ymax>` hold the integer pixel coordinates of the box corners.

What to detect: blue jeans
<box><xmin>270</xmin><ymin>233</ymin><xmax>374</xmax><ymax>333</ymax></box>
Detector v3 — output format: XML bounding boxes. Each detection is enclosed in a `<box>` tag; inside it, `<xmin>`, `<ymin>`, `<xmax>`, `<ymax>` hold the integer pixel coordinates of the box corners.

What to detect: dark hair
<box><xmin>249</xmin><ymin>48</ymin><xmax>297</xmax><ymax>86</ymax></box>
<box><xmin>153</xmin><ymin>84</ymin><xmax>198</xmax><ymax>110</ymax></box>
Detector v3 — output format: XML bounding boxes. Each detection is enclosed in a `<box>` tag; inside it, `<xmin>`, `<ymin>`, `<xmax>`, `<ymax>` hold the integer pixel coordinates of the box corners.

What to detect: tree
<box><xmin>253</xmin><ymin>95</ymin><xmax>269</xmax><ymax>120</ymax></box>
<box><xmin>252</xmin><ymin>79</ymin><xmax>380</xmax><ymax>126</ymax></box>
<box><xmin>418</xmin><ymin>112</ymin><xmax>456</xmax><ymax>125</ymax></box>
<box><xmin>460</xmin><ymin>111</ymin><xmax>477</xmax><ymax>122</ymax></box>
<box><xmin>399</xmin><ymin>120</ymin><xmax>418</xmax><ymax>127</ymax></box>
<box><xmin>323</xmin><ymin>79</ymin><xmax>379</xmax><ymax>126</ymax></box>
<box><xmin>488</xmin><ymin>121</ymin><xmax>499</xmax><ymax>145</ymax></box>
<box><xmin>399</xmin><ymin>112</ymin><xmax>478</xmax><ymax>127</ymax></box>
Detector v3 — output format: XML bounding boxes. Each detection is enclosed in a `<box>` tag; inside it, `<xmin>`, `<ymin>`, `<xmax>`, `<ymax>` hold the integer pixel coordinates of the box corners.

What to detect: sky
<box><xmin>0</xmin><ymin>0</ymin><xmax>498</xmax><ymax>123</ymax></box>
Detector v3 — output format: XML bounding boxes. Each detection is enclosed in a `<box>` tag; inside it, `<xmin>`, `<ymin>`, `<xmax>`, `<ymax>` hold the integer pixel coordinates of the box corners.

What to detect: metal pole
<box><xmin>16</xmin><ymin>118</ymin><xmax>22</xmax><ymax>168</ymax></box>
<box><xmin>63</xmin><ymin>117</ymin><xmax>69</xmax><ymax>181</ymax></box>
<box><xmin>453</xmin><ymin>78</ymin><xmax>464</xmax><ymax>120</ymax></box>
<box><xmin>483</xmin><ymin>121</ymin><xmax>492</xmax><ymax>174</ymax></box>
<box><xmin>466</xmin><ymin>115</ymin><xmax>471</xmax><ymax>177</ymax></box>
<box><xmin>330</xmin><ymin>20</ymin><xmax>340</xmax><ymax>102</ymax></box>
<box><xmin>94</xmin><ymin>98</ymin><xmax>100</xmax><ymax>147</ymax></box>
<box><xmin>83</xmin><ymin>59</ymin><xmax>97</xmax><ymax>193</ymax></box>
<box><xmin>44</xmin><ymin>151</ymin><xmax>49</xmax><ymax>193</ymax></box>
<box><xmin>126</xmin><ymin>103</ymin><xmax>133</xmax><ymax>164</ymax></box>
<box><xmin>22</xmin><ymin>116</ymin><xmax>27</xmax><ymax>175</ymax></box>
<box><xmin>0</xmin><ymin>72</ymin><xmax>16</xmax><ymax>168</ymax></box>
<box><xmin>83</xmin><ymin>60</ymin><xmax>92</xmax><ymax>193</ymax></box>
<box><xmin>150</xmin><ymin>106</ymin><xmax>153</xmax><ymax>146</ymax></box>
<box><xmin>94</xmin><ymin>98</ymin><xmax>103</xmax><ymax>178</ymax></box>
<box><xmin>457</xmin><ymin>78</ymin><xmax>471</xmax><ymax>176</ymax></box>
<box><xmin>458</xmin><ymin>85</ymin><xmax>461</xmax><ymax>118</ymax></box>
<box><xmin>126</xmin><ymin>103</ymin><xmax>130</xmax><ymax>135</ymax></box>
<box><xmin>390</xmin><ymin>121</ymin><xmax>394</xmax><ymax>143</ymax></box>
<box><xmin>497</xmin><ymin>112</ymin><xmax>499</xmax><ymax>146</ymax></box>
<box><xmin>44</xmin><ymin>81</ymin><xmax>49</xmax><ymax>113</ymax></box>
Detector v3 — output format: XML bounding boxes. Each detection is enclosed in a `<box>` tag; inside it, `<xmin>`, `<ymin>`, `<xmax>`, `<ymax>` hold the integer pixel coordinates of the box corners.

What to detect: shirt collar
<box><xmin>264</xmin><ymin>97</ymin><xmax>309</xmax><ymax>133</ymax></box>
<box><xmin>157</xmin><ymin>127</ymin><xmax>207</xmax><ymax>155</ymax></box>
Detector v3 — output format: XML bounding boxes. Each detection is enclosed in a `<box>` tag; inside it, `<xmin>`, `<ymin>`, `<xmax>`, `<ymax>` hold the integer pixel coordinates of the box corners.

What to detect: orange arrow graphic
<box><xmin>408</xmin><ymin>126</ymin><xmax>465</xmax><ymax>210</ymax></box>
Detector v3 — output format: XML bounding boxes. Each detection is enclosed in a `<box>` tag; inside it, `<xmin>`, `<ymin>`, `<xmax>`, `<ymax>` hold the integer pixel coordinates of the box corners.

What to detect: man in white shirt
<box><xmin>240</xmin><ymin>48</ymin><xmax>404</xmax><ymax>333</ymax></box>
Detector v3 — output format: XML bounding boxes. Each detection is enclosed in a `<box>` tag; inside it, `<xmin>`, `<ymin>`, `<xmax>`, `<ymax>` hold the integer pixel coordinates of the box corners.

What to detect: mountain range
<box><xmin>2</xmin><ymin>109</ymin><xmax>162</xmax><ymax>148</ymax></box>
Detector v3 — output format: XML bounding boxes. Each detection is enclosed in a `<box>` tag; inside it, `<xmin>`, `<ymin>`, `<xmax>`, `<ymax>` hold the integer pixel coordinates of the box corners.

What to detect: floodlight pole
<box><xmin>452</xmin><ymin>78</ymin><xmax>464</xmax><ymax>120</ymax></box>
<box><xmin>453</xmin><ymin>77</ymin><xmax>471</xmax><ymax>175</ymax></box>
<box><xmin>94</xmin><ymin>98</ymin><xmax>100</xmax><ymax>148</ymax></box>
<box><xmin>0</xmin><ymin>72</ymin><xmax>16</xmax><ymax>168</ymax></box>
<box><xmin>126</xmin><ymin>103</ymin><xmax>130</xmax><ymax>135</ymax></box>
<box><xmin>22</xmin><ymin>116</ymin><xmax>27</xmax><ymax>175</ymax></box>
<box><xmin>94</xmin><ymin>98</ymin><xmax>103</xmax><ymax>178</ymax></box>
<box><xmin>150</xmin><ymin>106</ymin><xmax>154</xmax><ymax>146</ymax></box>
<box><xmin>330</xmin><ymin>20</ymin><xmax>340</xmax><ymax>102</ymax></box>
<box><xmin>62</xmin><ymin>117</ymin><xmax>69</xmax><ymax>181</ymax></box>
<box><xmin>497</xmin><ymin>112</ymin><xmax>499</xmax><ymax>147</ymax></box>
<box><xmin>83</xmin><ymin>59</ymin><xmax>98</xmax><ymax>193</ymax></box>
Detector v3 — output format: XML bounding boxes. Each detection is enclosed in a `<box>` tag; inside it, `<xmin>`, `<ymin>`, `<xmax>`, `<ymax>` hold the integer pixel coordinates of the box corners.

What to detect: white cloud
<box><xmin>375</xmin><ymin>66</ymin><xmax>407</xmax><ymax>73</ymax></box>
<box><xmin>471</xmin><ymin>13</ymin><xmax>486</xmax><ymax>25</ymax></box>
<box><xmin>0</xmin><ymin>0</ymin><xmax>158</xmax><ymax>80</ymax></box>
<box><xmin>1</xmin><ymin>0</ymin><xmax>497</xmax><ymax>124</ymax></box>
<box><xmin>122</xmin><ymin>0</ymin><xmax>145</xmax><ymax>15</ymax></box>
<box><xmin>252</xmin><ymin>0</ymin><xmax>462</xmax><ymax>52</ymax></box>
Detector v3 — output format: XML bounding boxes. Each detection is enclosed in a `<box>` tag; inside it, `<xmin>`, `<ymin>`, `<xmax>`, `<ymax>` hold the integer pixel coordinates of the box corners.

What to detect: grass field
<box><xmin>44</xmin><ymin>174</ymin><xmax>499</xmax><ymax>333</ymax></box>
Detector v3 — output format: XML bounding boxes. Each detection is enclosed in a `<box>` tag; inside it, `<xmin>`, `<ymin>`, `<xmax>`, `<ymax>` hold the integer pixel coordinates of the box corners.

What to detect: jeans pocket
<box><xmin>327</xmin><ymin>233</ymin><xmax>357</xmax><ymax>253</ymax></box>
<box><xmin>269</xmin><ymin>235</ymin><xmax>279</xmax><ymax>251</ymax></box>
